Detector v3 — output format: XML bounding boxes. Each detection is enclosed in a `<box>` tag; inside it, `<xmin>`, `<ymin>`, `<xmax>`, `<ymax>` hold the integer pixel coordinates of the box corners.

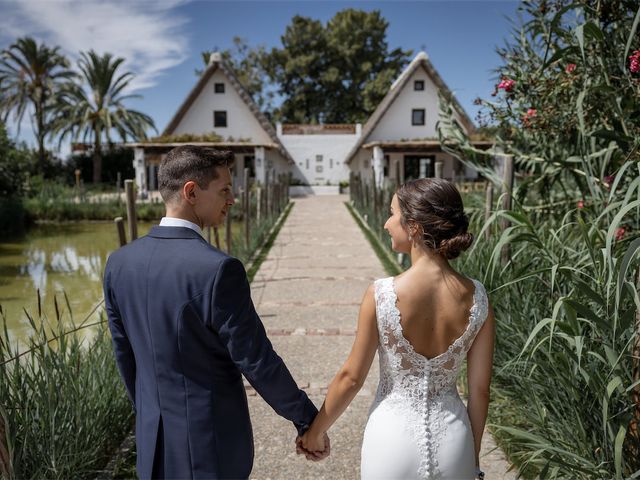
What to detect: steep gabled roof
<box><xmin>163</xmin><ymin>52</ymin><xmax>294</xmax><ymax>164</ymax></box>
<box><xmin>345</xmin><ymin>51</ymin><xmax>475</xmax><ymax>165</ymax></box>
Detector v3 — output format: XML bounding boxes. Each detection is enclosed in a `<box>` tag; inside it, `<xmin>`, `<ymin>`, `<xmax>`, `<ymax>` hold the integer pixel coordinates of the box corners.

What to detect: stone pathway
<box><xmin>248</xmin><ymin>195</ymin><xmax>516</xmax><ymax>479</ymax></box>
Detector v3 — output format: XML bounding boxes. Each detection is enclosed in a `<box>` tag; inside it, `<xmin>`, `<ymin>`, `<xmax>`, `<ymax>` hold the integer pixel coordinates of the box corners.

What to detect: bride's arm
<box><xmin>466</xmin><ymin>304</ymin><xmax>496</xmax><ymax>468</ymax></box>
<box><xmin>301</xmin><ymin>284</ymin><xmax>379</xmax><ymax>452</ymax></box>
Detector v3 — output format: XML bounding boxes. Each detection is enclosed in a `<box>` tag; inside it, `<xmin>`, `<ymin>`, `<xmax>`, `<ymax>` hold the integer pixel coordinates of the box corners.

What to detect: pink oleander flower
<box><xmin>565</xmin><ymin>63</ymin><xmax>577</xmax><ymax>73</ymax></box>
<box><xmin>498</xmin><ymin>78</ymin><xmax>515</xmax><ymax>92</ymax></box>
<box><xmin>629</xmin><ymin>50</ymin><xmax>640</xmax><ymax>73</ymax></box>
<box><xmin>577</xmin><ymin>200</ymin><xmax>584</xmax><ymax>209</ymax></box>
<box><xmin>615</xmin><ymin>227</ymin><xmax>625</xmax><ymax>241</ymax></box>
<box><xmin>522</xmin><ymin>108</ymin><xmax>537</xmax><ymax>127</ymax></box>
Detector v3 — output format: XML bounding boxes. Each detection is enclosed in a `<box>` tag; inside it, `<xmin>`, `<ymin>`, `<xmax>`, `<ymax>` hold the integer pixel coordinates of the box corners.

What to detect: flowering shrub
<box><xmin>437</xmin><ymin>1</ymin><xmax>640</xmax><ymax>477</ymax></box>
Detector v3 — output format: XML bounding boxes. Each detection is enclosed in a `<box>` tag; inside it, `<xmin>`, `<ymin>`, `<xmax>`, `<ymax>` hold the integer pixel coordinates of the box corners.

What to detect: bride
<box><xmin>298</xmin><ymin>178</ymin><xmax>495</xmax><ymax>479</ymax></box>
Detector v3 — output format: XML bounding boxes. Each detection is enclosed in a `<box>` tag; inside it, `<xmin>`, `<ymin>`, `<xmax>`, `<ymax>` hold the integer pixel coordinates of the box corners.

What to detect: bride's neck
<box><xmin>410</xmin><ymin>244</ymin><xmax>451</xmax><ymax>273</ymax></box>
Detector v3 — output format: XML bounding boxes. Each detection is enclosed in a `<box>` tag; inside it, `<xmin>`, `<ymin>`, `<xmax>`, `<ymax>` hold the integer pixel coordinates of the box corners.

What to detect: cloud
<box><xmin>0</xmin><ymin>0</ymin><xmax>191</xmax><ymax>92</ymax></box>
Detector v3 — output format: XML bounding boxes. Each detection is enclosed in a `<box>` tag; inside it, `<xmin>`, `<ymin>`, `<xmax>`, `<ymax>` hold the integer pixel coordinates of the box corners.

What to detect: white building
<box><xmin>130</xmin><ymin>51</ymin><xmax>490</xmax><ymax>193</ymax></box>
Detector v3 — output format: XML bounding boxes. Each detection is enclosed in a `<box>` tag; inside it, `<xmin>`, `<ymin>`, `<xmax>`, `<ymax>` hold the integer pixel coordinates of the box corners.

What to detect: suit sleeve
<box><xmin>104</xmin><ymin>260</ymin><xmax>136</xmax><ymax>410</ymax></box>
<box><xmin>210</xmin><ymin>257</ymin><xmax>318</xmax><ymax>435</ymax></box>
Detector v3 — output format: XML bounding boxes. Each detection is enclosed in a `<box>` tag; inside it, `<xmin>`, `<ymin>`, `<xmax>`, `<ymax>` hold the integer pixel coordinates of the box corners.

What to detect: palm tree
<box><xmin>53</xmin><ymin>50</ymin><xmax>156</xmax><ymax>183</ymax></box>
<box><xmin>0</xmin><ymin>37</ymin><xmax>75</xmax><ymax>172</ymax></box>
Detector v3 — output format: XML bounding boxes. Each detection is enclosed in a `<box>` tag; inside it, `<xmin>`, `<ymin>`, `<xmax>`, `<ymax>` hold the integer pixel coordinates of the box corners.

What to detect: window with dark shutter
<box><xmin>214</xmin><ymin>111</ymin><xmax>227</xmax><ymax>127</ymax></box>
<box><xmin>412</xmin><ymin>109</ymin><xmax>425</xmax><ymax>126</ymax></box>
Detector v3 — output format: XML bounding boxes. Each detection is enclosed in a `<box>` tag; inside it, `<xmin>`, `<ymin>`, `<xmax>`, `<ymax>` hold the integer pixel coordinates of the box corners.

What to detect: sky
<box><xmin>0</xmin><ymin>0</ymin><xmax>523</xmax><ymax>156</ymax></box>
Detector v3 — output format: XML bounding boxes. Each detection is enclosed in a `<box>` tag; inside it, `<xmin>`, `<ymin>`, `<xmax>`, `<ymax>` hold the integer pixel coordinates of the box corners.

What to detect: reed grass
<box><xmin>0</xmin><ymin>294</ymin><xmax>132</xmax><ymax>479</ymax></box>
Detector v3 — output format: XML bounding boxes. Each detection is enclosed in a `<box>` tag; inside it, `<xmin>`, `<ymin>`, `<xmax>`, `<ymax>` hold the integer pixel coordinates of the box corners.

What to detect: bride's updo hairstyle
<box><xmin>396</xmin><ymin>178</ymin><xmax>474</xmax><ymax>259</ymax></box>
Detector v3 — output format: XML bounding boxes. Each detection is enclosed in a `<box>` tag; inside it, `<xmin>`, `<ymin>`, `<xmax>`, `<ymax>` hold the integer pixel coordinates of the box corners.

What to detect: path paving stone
<box><xmin>248</xmin><ymin>195</ymin><xmax>516</xmax><ymax>479</ymax></box>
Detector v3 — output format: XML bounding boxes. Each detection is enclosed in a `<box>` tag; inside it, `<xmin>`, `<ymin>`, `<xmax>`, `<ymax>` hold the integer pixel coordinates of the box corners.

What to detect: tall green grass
<box><xmin>0</xmin><ymin>295</ymin><xmax>132</xmax><ymax>479</ymax></box>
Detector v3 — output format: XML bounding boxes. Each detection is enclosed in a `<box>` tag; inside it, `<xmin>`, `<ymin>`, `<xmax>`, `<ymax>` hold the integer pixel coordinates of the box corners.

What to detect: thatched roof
<box><xmin>345</xmin><ymin>52</ymin><xmax>476</xmax><ymax>165</ymax></box>
<box><xmin>163</xmin><ymin>52</ymin><xmax>294</xmax><ymax>164</ymax></box>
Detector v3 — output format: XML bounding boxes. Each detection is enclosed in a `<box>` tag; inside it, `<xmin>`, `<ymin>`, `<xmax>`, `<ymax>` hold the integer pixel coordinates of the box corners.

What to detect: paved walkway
<box><xmin>248</xmin><ymin>195</ymin><xmax>516</xmax><ymax>479</ymax></box>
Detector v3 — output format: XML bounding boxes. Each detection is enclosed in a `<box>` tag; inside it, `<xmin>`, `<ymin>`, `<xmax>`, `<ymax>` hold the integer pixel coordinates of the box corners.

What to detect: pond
<box><xmin>0</xmin><ymin>222</ymin><xmax>155</xmax><ymax>341</ymax></box>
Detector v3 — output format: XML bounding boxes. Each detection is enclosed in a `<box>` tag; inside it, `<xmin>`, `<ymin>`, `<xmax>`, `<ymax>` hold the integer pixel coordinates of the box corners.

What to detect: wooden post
<box><xmin>225</xmin><ymin>206</ymin><xmax>232</xmax><ymax>255</ymax></box>
<box><xmin>395</xmin><ymin>161</ymin><xmax>401</xmax><ymax>189</ymax></box>
<box><xmin>371</xmin><ymin>166</ymin><xmax>379</xmax><ymax>226</ymax></box>
<box><xmin>485</xmin><ymin>183</ymin><xmax>494</xmax><ymax>240</ymax></box>
<box><xmin>501</xmin><ymin>155</ymin><xmax>514</xmax><ymax>264</ymax></box>
<box><xmin>435</xmin><ymin>161</ymin><xmax>444</xmax><ymax>179</ymax></box>
<box><xmin>256</xmin><ymin>187</ymin><xmax>262</xmax><ymax>224</ymax></box>
<box><xmin>125</xmin><ymin>179</ymin><xmax>138</xmax><ymax>241</ymax></box>
<box><xmin>213</xmin><ymin>227</ymin><xmax>221</xmax><ymax>249</ymax></box>
<box><xmin>74</xmin><ymin>169</ymin><xmax>81</xmax><ymax>189</ymax></box>
<box><xmin>116</xmin><ymin>171</ymin><xmax>122</xmax><ymax>194</ymax></box>
<box><xmin>114</xmin><ymin>217</ymin><xmax>126</xmax><ymax>247</ymax></box>
<box><xmin>244</xmin><ymin>167</ymin><xmax>250</xmax><ymax>250</ymax></box>
<box><xmin>265</xmin><ymin>172</ymin><xmax>271</xmax><ymax>219</ymax></box>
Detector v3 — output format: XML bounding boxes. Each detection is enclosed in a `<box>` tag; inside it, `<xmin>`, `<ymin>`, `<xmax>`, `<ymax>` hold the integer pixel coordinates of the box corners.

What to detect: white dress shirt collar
<box><xmin>159</xmin><ymin>217</ymin><xmax>203</xmax><ymax>237</ymax></box>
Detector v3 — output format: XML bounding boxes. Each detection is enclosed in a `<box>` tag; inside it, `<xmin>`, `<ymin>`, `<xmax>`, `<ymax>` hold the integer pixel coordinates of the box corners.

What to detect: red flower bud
<box><xmin>577</xmin><ymin>200</ymin><xmax>584</xmax><ymax>209</ymax></box>
<box><xmin>615</xmin><ymin>227</ymin><xmax>625</xmax><ymax>241</ymax></box>
<box><xmin>565</xmin><ymin>63</ymin><xmax>577</xmax><ymax>73</ymax></box>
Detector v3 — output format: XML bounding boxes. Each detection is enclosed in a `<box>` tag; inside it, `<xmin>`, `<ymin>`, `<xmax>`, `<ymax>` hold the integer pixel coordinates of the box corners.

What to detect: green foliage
<box><xmin>68</xmin><ymin>146</ymin><xmax>135</xmax><ymax>185</ymax></box>
<box><xmin>0</xmin><ymin>296</ymin><xmax>133</xmax><ymax>479</ymax></box>
<box><xmin>267</xmin><ymin>9</ymin><xmax>412</xmax><ymax>123</ymax></box>
<box><xmin>0</xmin><ymin>36</ymin><xmax>75</xmax><ymax>173</ymax></box>
<box><xmin>201</xmin><ymin>9</ymin><xmax>412</xmax><ymax>124</ymax></box>
<box><xmin>51</xmin><ymin>50</ymin><xmax>156</xmax><ymax>183</ymax></box>
<box><xmin>433</xmin><ymin>1</ymin><xmax>640</xmax><ymax>476</ymax></box>
<box><xmin>0</xmin><ymin>122</ymin><xmax>33</xmax><ymax>198</ymax></box>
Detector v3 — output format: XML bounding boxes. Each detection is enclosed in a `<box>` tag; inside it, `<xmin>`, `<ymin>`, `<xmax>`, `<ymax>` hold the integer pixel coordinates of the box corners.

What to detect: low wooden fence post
<box><xmin>125</xmin><ymin>179</ymin><xmax>138</xmax><ymax>241</ymax></box>
<box><xmin>225</xmin><ymin>206</ymin><xmax>232</xmax><ymax>255</ymax></box>
<box><xmin>213</xmin><ymin>227</ymin><xmax>220</xmax><ymax>249</ymax></box>
<box><xmin>485</xmin><ymin>183</ymin><xmax>494</xmax><ymax>240</ymax></box>
<box><xmin>244</xmin><ymin>168</ymin><xmax>250</xmax><ymax>250</ymax></box>
<box><xmin>500</xmin><ymin>155</ymin><xmax>514</xmax><ymax>265</ymax></box>
<box><xmin>114</xmin><ymin>217</ymin><xmax>127</xmax><ymax>247</ymax></box>
<box><xmin>256</xmin><ymin>187</ymin><xmax>262</xmax><ymax>224</ymax></box>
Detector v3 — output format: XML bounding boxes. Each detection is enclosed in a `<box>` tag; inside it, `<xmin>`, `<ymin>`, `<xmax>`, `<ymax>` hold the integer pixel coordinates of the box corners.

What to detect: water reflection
<box><xmin>0</xmin><ymin>222</ymin><xmax>154</xmax><ymax>340</ymax></box>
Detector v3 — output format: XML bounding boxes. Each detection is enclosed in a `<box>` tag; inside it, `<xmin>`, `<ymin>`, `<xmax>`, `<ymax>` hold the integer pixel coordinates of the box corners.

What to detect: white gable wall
<box><xmin>172</xmin><ymin>70</ymin><xmax>272</xmax><ymax>144</ymax></box>
<box><xmin>279</xmin><ymin>133</ymin><xmax>357</xmax><ymax>185</ymax></box>
<box><xmin>368</xmin><ymin>66</ymin><xmax>440</xmax><ymax>142</ymax></box>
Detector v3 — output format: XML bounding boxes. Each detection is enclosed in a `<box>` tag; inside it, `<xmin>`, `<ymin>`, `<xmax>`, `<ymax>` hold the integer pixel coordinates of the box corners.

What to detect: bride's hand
<box><xmin>301</xmin><ymin>430</ymin><xmax>327</xmax><ymax>453</ymax></box>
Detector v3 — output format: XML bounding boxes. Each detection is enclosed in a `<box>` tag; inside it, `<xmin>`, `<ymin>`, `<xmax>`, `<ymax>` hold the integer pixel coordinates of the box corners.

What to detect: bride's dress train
<box><xmin>361</xmin><ymin>277</ymin><xmax>488</xmax><ymax>479</ymax></box>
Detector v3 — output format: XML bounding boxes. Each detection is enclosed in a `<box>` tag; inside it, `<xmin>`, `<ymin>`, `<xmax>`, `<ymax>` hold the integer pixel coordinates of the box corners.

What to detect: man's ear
<box><xmin>182</xmin><ymin>181</ymin><xmax>198</xmax><ymax>204</ymax></box>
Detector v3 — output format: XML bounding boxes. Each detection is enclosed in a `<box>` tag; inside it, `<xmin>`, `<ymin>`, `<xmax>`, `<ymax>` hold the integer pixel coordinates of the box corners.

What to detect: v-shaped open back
<box><xmin>389</xmin><ymin>277</ymin><xmax>478</xmax><ymax>361</ymax></box>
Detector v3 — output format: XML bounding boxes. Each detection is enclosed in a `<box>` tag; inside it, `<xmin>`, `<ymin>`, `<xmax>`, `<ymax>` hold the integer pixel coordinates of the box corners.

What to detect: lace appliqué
<box><xmin>371</xmin><ymin>276</ymin><xmax>488</xmax><ymax>479</ymax></box>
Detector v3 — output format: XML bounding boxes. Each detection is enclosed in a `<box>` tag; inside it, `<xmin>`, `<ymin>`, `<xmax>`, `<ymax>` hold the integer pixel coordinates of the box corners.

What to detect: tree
<box><xmin>0</xmin><ymin>120</ymin><xmax>32</xmax><ymax>198</ymax></box>
<box><xmin>266</xmin><ymin>9</ymin><xmax>412</xmax><ymax>123</ymax></box>
<box><xmin>52</xmin><ymin>50</ymin><xmax>156</xmax><ymax>183</ymax></box>
<box><xmin>0</xmin><ymin>37</ymin><xmax>75</xmax><ymax>173</ymax></box>
<box><xmin>199</xmin><ymin>37</ymin><xmax>274</xmax><ymax>113</ymax></box>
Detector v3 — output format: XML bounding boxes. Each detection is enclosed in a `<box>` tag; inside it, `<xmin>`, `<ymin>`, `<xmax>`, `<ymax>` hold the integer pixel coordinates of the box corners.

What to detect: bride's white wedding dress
<box><xmin>361</xmin><ymin>277</ymin><xmax>488</xmax><ymax>479</ymax></box>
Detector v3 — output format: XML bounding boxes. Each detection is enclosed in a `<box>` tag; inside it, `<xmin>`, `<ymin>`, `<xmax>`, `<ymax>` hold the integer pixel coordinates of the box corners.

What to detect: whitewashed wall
<box><xmin>278</xmin><ymin>131</ymin><xmax>358</xmax><ymax>185</ymax></box>
<box><xmin>171</xmin><ymin>70</ymin><xmax>272</xmax><ymax>144</ymax></box>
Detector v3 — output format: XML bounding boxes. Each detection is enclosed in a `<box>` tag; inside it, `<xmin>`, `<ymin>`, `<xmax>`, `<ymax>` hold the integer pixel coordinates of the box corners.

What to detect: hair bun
<box><xmin>438</xmin><ymin>232</ymin><xmax>474</xmax><ymax>260</ymax></box>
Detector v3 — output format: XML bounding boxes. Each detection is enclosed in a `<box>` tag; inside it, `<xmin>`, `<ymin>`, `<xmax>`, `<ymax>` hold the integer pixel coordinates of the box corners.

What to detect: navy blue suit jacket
<box><xmin>103</xmin><ymin>226</ymin><xmax>318</xmax><ymax>479</ymax></box>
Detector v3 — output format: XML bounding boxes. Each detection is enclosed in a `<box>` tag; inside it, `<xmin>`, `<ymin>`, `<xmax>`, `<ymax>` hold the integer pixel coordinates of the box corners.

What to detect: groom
<box><xmin>103</xmin><ymin>146</ymin><xmax>327</xmax><ymax>479</ymax></box>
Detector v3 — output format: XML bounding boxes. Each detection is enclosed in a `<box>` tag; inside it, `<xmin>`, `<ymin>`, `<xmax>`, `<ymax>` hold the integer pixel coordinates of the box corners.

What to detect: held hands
<box><xmin>295</xmin><ymin>431</ymin><xmax>330</xmax><ymax>461</ymax></box>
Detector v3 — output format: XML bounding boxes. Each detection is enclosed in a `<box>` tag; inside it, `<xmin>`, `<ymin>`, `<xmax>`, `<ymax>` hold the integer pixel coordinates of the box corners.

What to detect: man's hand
<box><xmin>295</xmin><ymin>433</ymin><xmax>330</xmax><ymax>461</ymax></box>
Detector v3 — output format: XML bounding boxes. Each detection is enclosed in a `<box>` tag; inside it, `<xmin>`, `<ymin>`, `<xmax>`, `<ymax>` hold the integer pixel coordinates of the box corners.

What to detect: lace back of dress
<box><xmin>371</xmin><ymin>276</ymin><xmax>489</xmax><ymax>478</ymax></box>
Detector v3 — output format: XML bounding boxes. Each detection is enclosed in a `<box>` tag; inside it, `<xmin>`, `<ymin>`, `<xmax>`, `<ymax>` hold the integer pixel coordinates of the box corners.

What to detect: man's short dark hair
<box><xmin>158</xmin><ymin>146</ymin><xmax>234</xmax><ymax>203</ymax></box>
